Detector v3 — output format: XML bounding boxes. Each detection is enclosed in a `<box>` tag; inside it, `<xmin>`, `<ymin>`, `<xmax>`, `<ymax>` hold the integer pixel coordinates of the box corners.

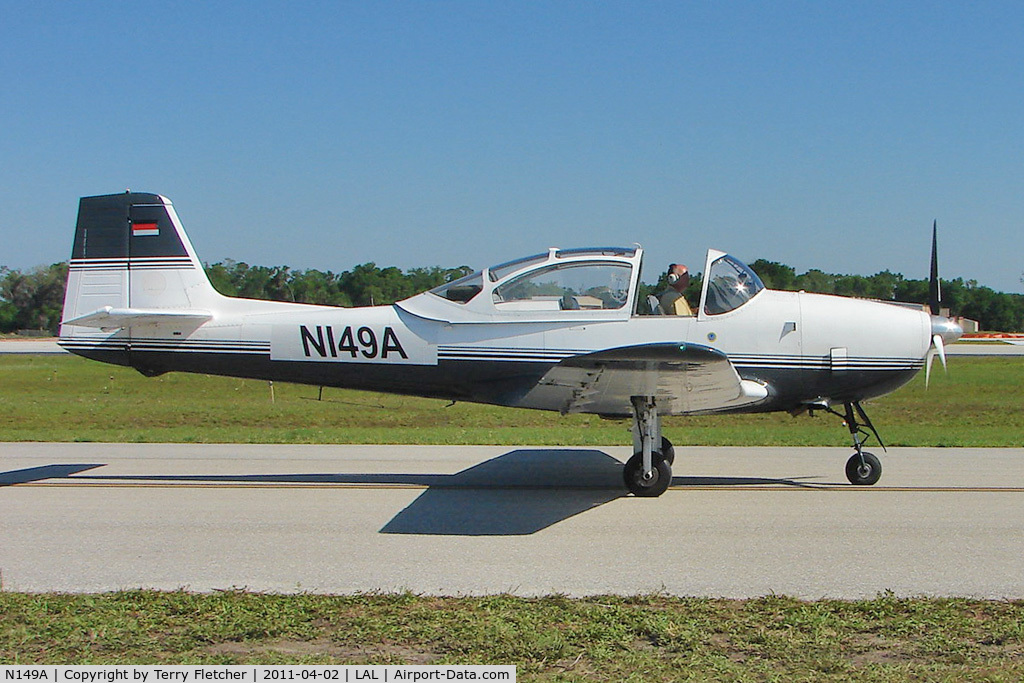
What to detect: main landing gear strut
<box><xmin>623</xmin><ymin>396</ymin><xmax>676</xmax><ymax>497</ymax></box>
<box><xmin>821</xmin><ymin>401</ymin><xmax>885</xmax><ymax>486</ymax></box>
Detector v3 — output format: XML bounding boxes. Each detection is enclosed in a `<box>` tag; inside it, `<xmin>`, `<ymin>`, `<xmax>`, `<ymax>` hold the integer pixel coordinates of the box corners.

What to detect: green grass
<box><xmin>1</xmin><ymin>355</ymin><xmax>1022</xmax><ymax>446</ymax></box>
<box><xmin>1</xmin><ymin>591</ymin><xmax>1023</xmax><ymax>680</ymax></box>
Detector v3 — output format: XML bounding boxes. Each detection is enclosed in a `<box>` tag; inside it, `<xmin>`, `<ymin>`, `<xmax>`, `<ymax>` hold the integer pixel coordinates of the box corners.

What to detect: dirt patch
<box><xmin>847</xmin><ymin>635</ymin><xmax>912</xmax><ymax>666</ymax></box>
<box><xmin>707</xmin><ymin>633</ymin><xmax>748</xmax><ymax>663</ymax></box>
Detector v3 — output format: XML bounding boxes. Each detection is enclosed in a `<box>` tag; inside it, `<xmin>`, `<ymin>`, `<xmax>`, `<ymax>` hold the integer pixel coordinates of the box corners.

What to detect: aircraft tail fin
<box><xmin>60</xmin><ymin>192</ymin><xmax>222</xmax><ymax>336</ymax></box>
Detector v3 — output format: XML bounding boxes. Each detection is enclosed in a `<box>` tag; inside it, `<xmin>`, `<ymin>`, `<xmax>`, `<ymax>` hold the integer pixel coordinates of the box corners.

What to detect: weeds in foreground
<box><xmin>1</xmin><ymin>591</ymin><xmax>1023</xmax><ymax>681</ymax></box>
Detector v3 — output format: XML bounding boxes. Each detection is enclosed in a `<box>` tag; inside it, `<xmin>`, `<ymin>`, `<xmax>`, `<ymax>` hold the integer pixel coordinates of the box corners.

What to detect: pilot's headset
<box><xmin>667</xmin><ymin>264</ymin><xmax>681</xmax><ymax>284</ymax></box>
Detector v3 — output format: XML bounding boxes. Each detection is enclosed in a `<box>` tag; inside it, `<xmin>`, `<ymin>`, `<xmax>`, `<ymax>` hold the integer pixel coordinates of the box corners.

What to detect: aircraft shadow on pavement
<box><xmin>379</xmin><ymin>449</ymin><xmax>625</xmax><ymax>536</ymax></box>
<box><xmin>1</xmin><ymin>450</ymin><xmax>627</xmax><ymax>535</ymax></box>
<box><xmin>1</xmin><ymin>452</ymin><xmax>821</xmax><ymax>535</ymax></box>
<box><xmin>376</xmin><ymin>452</ymin><xmax>822</xmax><ymax>535</ymax></box>
<box><xmin>382</xmin><ymin>467</ymin><xmax>820</xmax><ymax>534</ymax></box>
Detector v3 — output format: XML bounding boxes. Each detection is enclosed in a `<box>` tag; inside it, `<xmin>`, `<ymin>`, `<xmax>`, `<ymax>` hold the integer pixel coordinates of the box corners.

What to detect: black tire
<box><xmin>623</xmin><ymin>451</ymin><xmax>673</xmax><ymax>497</ymax></box>
<box><xmin>845</xmin><ymin>451</ymin><xmax>882</xmax><ymax>486</ymax></box>
<box><xmin>661</xmin><ymin>437</ymin><xmax>675</xmax><ymax>466</ymax></box>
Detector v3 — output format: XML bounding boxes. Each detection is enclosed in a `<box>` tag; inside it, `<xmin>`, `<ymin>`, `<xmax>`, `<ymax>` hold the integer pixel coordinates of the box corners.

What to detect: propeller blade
<box><xmin>933</xmin><ymin>333</ymin><xmax>947</xmax><ymax>372</ymax></box>
<box><xmin>929</xmin><ymin>220</ymin><xmax>941</xmax><ymax>316</ymax></box>
<box><xmin>924</xmin><ymin>222</ymin><xmax>959</xmax><ymax>389</ymax></box>
<box><xmin>925</xmin><ymin>333</ymin><xmax>948</xmax><ymax>389</ymax></box>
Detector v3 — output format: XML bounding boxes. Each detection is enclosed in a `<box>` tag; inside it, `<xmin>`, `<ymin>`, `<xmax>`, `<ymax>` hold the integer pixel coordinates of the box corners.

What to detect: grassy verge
<box><xmin>1</xmin><ymin>355</ymin><xmax>1022</xmax><ymax>446</ymax></box>
<box><xmin>1</xmin><ymin>591</ymin><xmax>1023</xmax><ymax>680</ymax></box>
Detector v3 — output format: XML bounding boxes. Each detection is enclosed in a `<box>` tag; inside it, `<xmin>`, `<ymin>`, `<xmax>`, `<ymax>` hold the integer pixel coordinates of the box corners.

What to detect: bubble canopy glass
<box><xmin>702</xmin><ymin>253</ymin><xmax>765</xmax><ymax>315</ymax></box>
<box><xmin>430</xmin><ymin>247</ymin><xmax>638</xmax><ymax>306</ymax></box>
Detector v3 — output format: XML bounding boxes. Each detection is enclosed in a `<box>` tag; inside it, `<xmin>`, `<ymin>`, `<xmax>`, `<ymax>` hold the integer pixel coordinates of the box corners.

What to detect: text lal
<box><xmin>349</xmin><ymin>674</ymin><xmax>486</xmax><ymax>681</ymax></box>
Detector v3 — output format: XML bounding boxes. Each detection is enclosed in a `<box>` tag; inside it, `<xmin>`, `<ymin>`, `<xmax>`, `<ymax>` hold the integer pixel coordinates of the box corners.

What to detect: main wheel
<box><xmin>660</xmin><ymin>437</ymin><xmax>676</xmax><ymax>466</ymax></box>
<box><xmin>623</xmin><ymin>451</ymin><xmax>673</xmax><ymax>497</ymax></box>
<box><xmin>845</xmin><ymin>451</ymin><xmax>882</xmax><ymax>486</ymax></box>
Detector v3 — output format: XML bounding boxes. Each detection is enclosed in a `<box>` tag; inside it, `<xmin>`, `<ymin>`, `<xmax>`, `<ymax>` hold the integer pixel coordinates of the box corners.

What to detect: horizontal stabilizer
<box><xmin>63</xmin><ymin>305</ymin><xmax>212</xmax><ymax>330</ymax></box>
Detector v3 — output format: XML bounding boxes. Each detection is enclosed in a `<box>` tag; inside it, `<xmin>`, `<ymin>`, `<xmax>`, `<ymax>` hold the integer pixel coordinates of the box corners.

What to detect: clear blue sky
<box><xmin>2</xmin><ymin>1</ymin><xmax>1022</xmax><ymax>291</ymax></box>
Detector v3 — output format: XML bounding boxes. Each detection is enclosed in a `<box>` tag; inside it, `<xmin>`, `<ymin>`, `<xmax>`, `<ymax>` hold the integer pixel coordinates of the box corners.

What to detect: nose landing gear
<box><xmin>823</xmin><ymin>401</ymin><xmax>886</xmax><ymax>486</ymax></box>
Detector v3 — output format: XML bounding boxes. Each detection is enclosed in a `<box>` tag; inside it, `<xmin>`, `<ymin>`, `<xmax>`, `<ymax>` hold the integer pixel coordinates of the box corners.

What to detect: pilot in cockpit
<box><xmin>658</xmin><ymin>263</ymin><xmax>694</xmax><ymax>316</ymax></box>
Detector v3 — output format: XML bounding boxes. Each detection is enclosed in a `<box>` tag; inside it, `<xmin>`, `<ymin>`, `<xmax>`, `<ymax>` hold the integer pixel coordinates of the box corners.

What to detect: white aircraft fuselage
<box><xmin>59</xmin><ymin>192</ymin><xmax>961</xmax><ymax>495</ymax></box>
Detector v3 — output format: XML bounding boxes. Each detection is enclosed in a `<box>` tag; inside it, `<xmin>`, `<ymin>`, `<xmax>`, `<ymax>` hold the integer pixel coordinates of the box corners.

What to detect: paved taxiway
<box><xmin>3</xmin><ymin>443</ymin><xmax>1023</xmax><ymax>598</ymax></box>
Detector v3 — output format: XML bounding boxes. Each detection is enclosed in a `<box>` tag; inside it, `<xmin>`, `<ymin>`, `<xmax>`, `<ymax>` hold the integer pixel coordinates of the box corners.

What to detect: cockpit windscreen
<box><xmin>703</xmin><ymin>255</ymin><xmax>764</xmax><ymax>315</ymax></box>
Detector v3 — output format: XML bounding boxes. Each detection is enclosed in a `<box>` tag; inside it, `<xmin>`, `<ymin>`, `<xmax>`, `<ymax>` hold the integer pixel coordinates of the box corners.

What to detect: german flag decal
<box><xmin>132</xmin><ymin>220</ymin><xmax>159</xmax><ymax>237</ymax></box>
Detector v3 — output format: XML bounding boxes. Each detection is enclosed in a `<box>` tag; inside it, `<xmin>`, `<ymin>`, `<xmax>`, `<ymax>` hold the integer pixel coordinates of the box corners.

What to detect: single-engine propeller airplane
<box><xmin>59</xmin><ymin>192</ymin><xmax>963</xmax><ymax>496</ymax></box>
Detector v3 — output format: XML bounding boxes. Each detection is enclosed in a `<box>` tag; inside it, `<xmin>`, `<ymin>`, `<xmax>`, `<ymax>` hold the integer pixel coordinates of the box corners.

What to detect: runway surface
<box><xmin>0</xmin><ymin>339</ymin><xmax>67</xmax><ymax>354</ymax></box>
<box><xmin>3</xmin><ymin>443</ymin><xmax>1024</xmax><ymax>598</ymax></box>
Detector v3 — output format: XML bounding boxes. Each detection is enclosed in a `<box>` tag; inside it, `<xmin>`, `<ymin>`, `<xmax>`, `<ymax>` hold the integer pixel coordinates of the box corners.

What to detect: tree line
<box><xmin>0</xmin><ymin>263</ymin><xmax>68</xmax><ymax>334</ymax></box>
<box><xmin>2</xmin><ymin>258</ymin><xmax>1023</xmax><ymax>335</ymax></box>
<box><xmin>746</xmin><ymin>259</ymin><xmax>1024</xmax><ymax>333</ymax></box>
<box><xmin>204</xmin><ymin>259</ymin><xmax>474</xmax><ymax>308</ymax></box>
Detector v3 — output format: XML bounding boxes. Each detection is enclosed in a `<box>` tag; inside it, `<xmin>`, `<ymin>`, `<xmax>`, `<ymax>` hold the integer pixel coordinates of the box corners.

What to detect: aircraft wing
<box><xmin>526</xmin><ymin>342</ymin><xmax>768</xmax><ymax>416</ymax></box>
<box><xmin>63</xmin><ymin>306</ymin><xmax>212</xmax><ymax>331</ymax></box>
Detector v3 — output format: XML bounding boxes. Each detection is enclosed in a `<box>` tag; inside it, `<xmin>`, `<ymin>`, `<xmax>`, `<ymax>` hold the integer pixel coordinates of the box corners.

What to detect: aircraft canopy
<box><xmin>399</xmin><ymin>246</ymin><xmax>766</xmax><ymax>323</ymax></box>
<box><xmin>399</xmin><ymin>246</ymin><xmax>643</xmax><ymax>323</ymax></box>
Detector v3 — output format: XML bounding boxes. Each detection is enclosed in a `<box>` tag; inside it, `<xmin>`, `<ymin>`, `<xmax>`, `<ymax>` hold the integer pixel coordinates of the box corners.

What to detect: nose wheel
<box><xmin>821</xmin><ymin>401</ymin><xmax>886</xmax><ymax>486</ymax></box>
<box><xmin>845</xmin><ymin>451</ymin><xmax>882</xmax><ymax>485</ymax></box>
